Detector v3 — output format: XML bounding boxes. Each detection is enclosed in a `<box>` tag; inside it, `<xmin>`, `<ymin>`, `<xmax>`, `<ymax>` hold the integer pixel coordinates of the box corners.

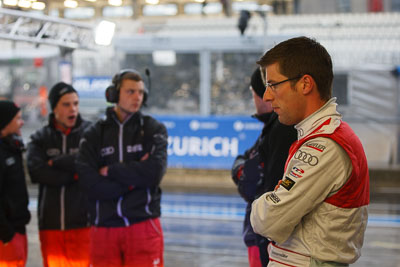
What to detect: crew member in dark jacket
<box><xmin>0</xmin><ymin>100</ymin><xmax>30</xmax><ymax>267</ymax></box>
<box><xmin>27</xmin><ymin>82</ymin><xmax>91</xmax><ymax>267</ymax></box>
<box><xmin>76</xmin><ymin>69</ymin><xmax>168</xmax><ymax>267</ymax></box>
<box><xmin>231</xmin><ymin>68</ymin><xmax>297</xmax><ymax>267</ymax></box>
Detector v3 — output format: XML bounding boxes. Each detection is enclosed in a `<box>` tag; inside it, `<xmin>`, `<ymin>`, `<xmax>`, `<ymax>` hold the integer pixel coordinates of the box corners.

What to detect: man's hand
<box><xmin>99</xmin><ymin>166</ymin><xmax>109</xmax><ymax>176</ymax></box>
<box><xmin>140</xmin><ymin>153</ymin><xmax>149</xmax><ymax>161</ymax></box>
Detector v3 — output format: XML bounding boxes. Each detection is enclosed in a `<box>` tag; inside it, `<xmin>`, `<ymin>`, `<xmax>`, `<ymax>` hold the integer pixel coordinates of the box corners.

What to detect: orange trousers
<box><xmin>39</xmin><ymin>228</ymin><xmax>90</xmax><ymax>267</ymax></box>
<box><xmin>90</xmin><ymin>218</ymin><xmax>164</xmax><ymax>267</ymax></box>
<box><xmin>0</xmin><ymin>233</ymin><xmax>27</xmax><ymax>267</ymax></box>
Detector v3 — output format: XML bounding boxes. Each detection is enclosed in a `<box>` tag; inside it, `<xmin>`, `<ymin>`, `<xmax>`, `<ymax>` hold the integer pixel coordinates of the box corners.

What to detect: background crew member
<box><xmin>0</xmin><ymin>100</ymin><xmax>31</xmax><ymax>267</ymax></box>
<box><xmin>27</xmin><ymin>82</ymin><xmax>91</xmax><ymax>267</ymax></box>
<box><xmin>251</xmin><ymin>36</ymin><xmax>370</xmax><ymax>266</ymax></box>
<box><xmin>77</xmin><ymin>69</ymin><xmax>168</xmax><ymax>267</ymax></box>
<box><xmin>231</xmin><ymin>68</ymin><xmax>296</xmax><ymax>267</ymax></box>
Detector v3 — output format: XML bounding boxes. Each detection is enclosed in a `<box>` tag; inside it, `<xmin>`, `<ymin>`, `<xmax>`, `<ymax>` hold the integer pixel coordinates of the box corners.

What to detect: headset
<box><xmin>105</xmin><ymin>68</ymin><xmax>150</xmax><ymax>105</ymax></box>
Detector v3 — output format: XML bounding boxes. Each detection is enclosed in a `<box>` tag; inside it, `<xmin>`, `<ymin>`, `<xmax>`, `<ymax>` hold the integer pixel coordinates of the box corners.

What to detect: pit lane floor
<box><xmin>25</xmin><ymin>191</ymin><xmax>400</xmax><ymax>267</ymax></box>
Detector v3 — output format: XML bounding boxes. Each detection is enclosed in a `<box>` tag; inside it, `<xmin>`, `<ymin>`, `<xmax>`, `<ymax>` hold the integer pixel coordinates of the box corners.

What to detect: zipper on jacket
<box><xmin>60</xmin><ymin>134</ymin><xmax>67</xmax><ymax>230</ymax></box>
<box><xmin>119</xmin><ymin>124</ymin><xmax>123</xmax><ymax>163</ymax></box>
<box><xmin>145</xmin><ymin>188</ymin><xmax>152</xmax><ymax>215</ymax></box>
<box><xmin>39</xmin><ymin>187</ymin><xmax>47</xmax><ymax>224</ymax></box>
<box><xmin>117</xmin><ymin>121</ymin><xmax>130</xmax><ymax>226</ymax></box>
<box><xmin>95</xmin><ymin>200</ymin><xmax>100</xmax><ymax>226</ymax></box>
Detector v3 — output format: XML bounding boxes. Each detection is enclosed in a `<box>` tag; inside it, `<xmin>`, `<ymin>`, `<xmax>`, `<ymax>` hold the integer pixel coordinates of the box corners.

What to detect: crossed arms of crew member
<box><xmin>76</xmin><ymin>122</ymin><xmax>168</xmax><ymax>200</ymax></box>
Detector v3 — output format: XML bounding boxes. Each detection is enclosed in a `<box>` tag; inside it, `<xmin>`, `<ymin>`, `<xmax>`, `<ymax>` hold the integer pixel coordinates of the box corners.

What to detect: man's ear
<box><xmin>301</xmin><ymin>74</ymin><xmax>315</xmax><ymax>95</ymax></box>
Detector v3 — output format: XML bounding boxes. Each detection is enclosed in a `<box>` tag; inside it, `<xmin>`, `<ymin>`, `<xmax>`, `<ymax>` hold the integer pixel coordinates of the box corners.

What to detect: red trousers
<box><xmin>248</xmin><ymin>245</ymin><xmax>262</xmax><ymax>267</ymax></box>
<box><xmin>0</xmin><ymin>233</ymin><xmax>27</xmax><ymax>267</ymax></box>
<box><xmin>39</xmin><ymin>228</ymin><xmax>90</xmax><ymax>267</ymax></box>
<box><xmin>90</xmin><ymin>218</ymin><xmax>164</xmax><ymax>267</ymax></box>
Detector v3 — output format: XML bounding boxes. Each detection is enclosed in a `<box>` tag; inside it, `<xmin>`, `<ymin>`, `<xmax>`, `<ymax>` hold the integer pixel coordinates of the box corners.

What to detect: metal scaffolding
<box><xmin>0</xmin><ymin>8</ymin><xmax>95</xmax><ymax>50</ymax></box>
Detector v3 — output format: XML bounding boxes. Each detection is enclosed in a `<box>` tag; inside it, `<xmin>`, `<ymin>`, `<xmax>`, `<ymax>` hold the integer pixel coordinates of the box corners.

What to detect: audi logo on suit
<box><xmin>294</xmin><ymin>150</ymin><xmax>319</xmax><ymax>166</ymax></box>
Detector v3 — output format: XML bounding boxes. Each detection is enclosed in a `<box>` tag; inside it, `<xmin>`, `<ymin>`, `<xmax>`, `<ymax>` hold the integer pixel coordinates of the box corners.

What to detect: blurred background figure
<box><xmin>27</xmin><ymin>82</ymin><xmax>91</xmax><ymax>267</ymax></box>
<box><xmin>0</xmin><ymin>100</ymin><xmax>31</xmax><ymax>267</ymax></box>
<box><xmin>231</xmin><ymin>67</ymin><xmax>296</xmax><ymax>267</ymax></box>
<box><xmin>77</xmin><ymin>69</ymin><xmax>168</xmax><ymax>267</ymax></box>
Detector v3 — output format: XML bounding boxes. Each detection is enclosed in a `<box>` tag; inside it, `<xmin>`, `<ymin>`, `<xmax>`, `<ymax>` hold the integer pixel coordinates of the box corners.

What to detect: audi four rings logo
<box><xmin>294</xmin><ymin>150</ymin><xmax>319</xmax><ymax>166</ymax></box>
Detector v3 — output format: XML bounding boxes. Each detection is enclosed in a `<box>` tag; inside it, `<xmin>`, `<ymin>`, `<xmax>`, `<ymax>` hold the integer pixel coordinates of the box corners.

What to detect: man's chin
<box><xmin>66</xmin><ymin>120</ymin><xmax>77</xmax><ymax>128</ymax></box>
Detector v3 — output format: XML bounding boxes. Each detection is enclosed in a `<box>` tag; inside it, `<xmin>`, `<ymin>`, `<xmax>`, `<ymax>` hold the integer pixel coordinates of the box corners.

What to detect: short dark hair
<box><xmin>119</xmin><ymin>71</ymin><xmax>143</xmax><ymax>88</ymax></box>
<box><xmin>257</xmin><ymin>36</ymin><xmax>333</xmax><ymax>101</ymax></box>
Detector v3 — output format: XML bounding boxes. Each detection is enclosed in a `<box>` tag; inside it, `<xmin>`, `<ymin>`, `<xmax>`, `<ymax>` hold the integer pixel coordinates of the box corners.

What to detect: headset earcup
<box><xmin>105</xmin><ymin>85</ymin><xmax>119</xmax><ymax>103</ymax></box>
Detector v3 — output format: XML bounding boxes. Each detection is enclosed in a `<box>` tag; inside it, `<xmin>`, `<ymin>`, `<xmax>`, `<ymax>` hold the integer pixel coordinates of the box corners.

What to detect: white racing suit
<box><xmin>250</xmin><ymin>98</ymin><xmax>369</xmax><ymax>266</ymax></box>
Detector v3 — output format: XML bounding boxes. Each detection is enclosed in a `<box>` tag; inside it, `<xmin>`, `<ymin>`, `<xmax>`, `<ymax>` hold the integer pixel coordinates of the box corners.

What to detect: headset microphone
<box><xmin>145</xmin><ymin>68</ymin><xmax>151</xmax><ymax>93</ymax></box>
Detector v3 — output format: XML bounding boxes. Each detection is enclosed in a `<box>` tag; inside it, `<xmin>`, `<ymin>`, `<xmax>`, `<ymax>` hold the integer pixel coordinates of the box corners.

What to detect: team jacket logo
<box><xmin>101</xmin><ymin>146</ymin><xmax>115</xmax><ymax>157</ymax></box>
<box><xmin>127</xmin><ymin>144</ymin><xmax>143</xmax><ymax>153</ymax></box>
<box><xmin>294</xmin><ymin>150</ymin><xmax>319</xmax><ymax>166</ymax></box>
<box><xmin>46</xmin><ymin>148</ymin><xmax>61</xmax><ymax>157</ymax></box>
<box><xmin>5</xmin><ymin>157</ymin><xmax>15</xmax><ymax>166</ymax></box>
<box><xmin>69</xmin><ymin>148</ymin><xmax>79</xmax><ymax>155</ymax></box>
<box><xmin>305</xmin><ymin>142</ymin><xmax>326</xmax><ymax>152</ymax></box>
<box><xmin>281</xmin><ymin>177</ymin><xmax>296</xmax><ymax>191</ymax></box>
<box><xmin>289</xmin><ymin>166</ymin><xmax>304</xmax><ymax>178</ymax></box>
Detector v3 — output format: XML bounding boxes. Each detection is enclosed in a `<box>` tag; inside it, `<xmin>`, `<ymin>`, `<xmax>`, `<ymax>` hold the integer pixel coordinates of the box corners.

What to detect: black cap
<box><xmin>250</xmin><ymin>67</ymin><xmax>265</xmax><ymax>99</ymax></box>
<box><xmin>0</xmin><ymin>100</ymin><xmax>20</xmax><ymax>131</ymax></box>
<box><xmin>48</xmin><ymin>82</ymin><xmax>77</xmax><ymax>110</ymax></box>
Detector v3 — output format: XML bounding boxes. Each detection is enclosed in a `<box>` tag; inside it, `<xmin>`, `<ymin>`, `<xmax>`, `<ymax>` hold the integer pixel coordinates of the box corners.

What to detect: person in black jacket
<box><xmin>0</xmin><ymin>100</ymin><xmax>31</xmax><ymax>266</ymax></box>
<box><xmin>231</xmin><ymin>68</ymin><xmax>297</xmax><ymax>267</ymax></box>
<box><xmin>76</xmin><ymin>69</ymin><xmax>168</xmax><ymax>267</ymax></box>
<box><xmin>27</xmin><ymin>82</ymin><xmax>91</xmax><ymax>267</ymax></box>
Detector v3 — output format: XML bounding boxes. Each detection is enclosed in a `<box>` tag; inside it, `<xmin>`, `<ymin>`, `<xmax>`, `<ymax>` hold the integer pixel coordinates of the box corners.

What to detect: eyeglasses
<box><xmin>265</xmin><ymin>76</ymin><xmax>302</xmax><ymax>92</ymax></box>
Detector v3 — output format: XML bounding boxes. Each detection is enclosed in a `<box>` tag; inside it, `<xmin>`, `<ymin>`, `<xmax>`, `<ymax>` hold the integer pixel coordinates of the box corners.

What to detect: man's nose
<box><xmin>263</xmin><ymin>87</ymin><xmax>273</xmax><ymax>102</ymax></box>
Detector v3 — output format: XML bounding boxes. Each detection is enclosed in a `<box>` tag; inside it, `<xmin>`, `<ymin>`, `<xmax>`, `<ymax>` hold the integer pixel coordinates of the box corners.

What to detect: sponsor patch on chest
<box><xmin>127</xmin><ymin>144</ymin><xmax>143</xmax><ymax>153</ymax></box>
<box><xmin>289</xmin><ymin>166</ymin><xmax>305</xmax><ymax>178</ymax></box>
<box><xmin>281</xmin><ymin>177</ymin><xmax>296</xmax><ymax>191</ymax></box>
<box><xmin>5</xmin><ymin>157</ymin><xmax>15</xmax><ymax>166</ymax></box>
<box><xmin>101</xmin><ymin>146</ymin><xmax>115</xmax><ymax>157</ymax></box>
<box><xmin>294</xmin><ymin>150</ymin><xmax>319</xmax><ymax>166</ymax></box>
<box><xmin>46</xmin><ymin>148</ymin><xmax>61</xmax><ymax>157</ymax></box>
<box><xmin>268</xmin><ymin>192</ymin><xmax>281</xmax><ymax>203</ymax></box>
<box><xmin>305</xmin><ymin>142</ymin><xmax>326</xmax><ymax>152</ymax></box>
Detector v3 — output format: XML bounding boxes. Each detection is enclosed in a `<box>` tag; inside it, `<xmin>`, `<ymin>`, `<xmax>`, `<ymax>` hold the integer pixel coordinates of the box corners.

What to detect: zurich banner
<box><xmin>73</xmin><ymin>77</ymin><xmax>263</xmax><ymax>170</ymax></box>
<box><xmin>153</xmin><ymin>115</ymin><xmax>263</xmax><ymax>169</ymax></box>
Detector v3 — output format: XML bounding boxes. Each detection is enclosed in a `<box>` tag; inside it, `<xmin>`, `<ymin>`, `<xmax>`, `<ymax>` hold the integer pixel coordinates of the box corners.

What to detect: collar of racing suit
<box><xmin>294</xmin><ymin>97</ymin><xmax>342</xmax><ymax>141</ymax></box>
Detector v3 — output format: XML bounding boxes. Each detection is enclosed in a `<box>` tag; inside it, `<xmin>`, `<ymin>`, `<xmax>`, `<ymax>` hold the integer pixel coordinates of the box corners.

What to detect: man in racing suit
<box><xmin>0</xmin><ymin>100</ymin><xmax>30</xmax><ymax>267</ymax></box>
<box><xmin>250</xmin><ymin>36</ymin><xmax>369</xmax><ymax>266</ymax></box>
<box><xmin>231</xmin><ymin>67</ymin><xmax>296</xmax><ymax>267</ymax></box>
<box><xmin>76</xmin><ymin>69</ymin><xmax>168</xmax><ymax>267</ymax></box>
<box><xmin>27</xmin><ymin>82</ymin><xmax>91</xmax><ymax>267</ymax></box>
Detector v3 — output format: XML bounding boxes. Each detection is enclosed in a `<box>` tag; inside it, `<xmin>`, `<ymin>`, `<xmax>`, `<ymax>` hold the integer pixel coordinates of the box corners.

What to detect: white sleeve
<box><xmin>250</xmin><ymin>137</ymin><xmax>352</xmax><ymax>244</ymax></box>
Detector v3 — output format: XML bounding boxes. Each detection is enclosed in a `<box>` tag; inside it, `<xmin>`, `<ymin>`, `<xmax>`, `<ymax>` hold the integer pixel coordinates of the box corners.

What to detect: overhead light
<box><xmin>108</xmin><ymin>0</ymin><xmax>122</xmax><ymax>6</ymax></box>
<box><xmin>95</xmin><ymin>20</ymin><xmax>115</xmax><ymax>46</ymax></box>
<box><xmin>18</xmin><ymin>0</ymin><xmax>31</xmax><ymax>8</ymax></box>
<box><xmin>64</xmin><ymin>0</ymin><xmax>78</xmax><ymax>8</ymax></box>
<box><xmin>31</xmin><ymin>1</ymin><xmax>45</xmax><ymax>9</ymax></box>
<box><xmin>194</xmin><ymin>0</ymin><xmax>205</xmax><ymax>2</ymax></box>
<box><xmin>3</xmin><ymin>0</ymin><xmax>18</xmax><ymax>6</ymax></box>
<box><xmin>146</xmin><ymin>0</ymin><xmax>159</xmax><ymax>4</ymax></box>
<box><xmin>84</xmin><ymin>0</ymin><xmax>96</xmax><ymax>2</ymax></box>
<box><xmin>152</xmin><ymin>50</ymin><xmax>176</xmax><ymax>66</ymax></box>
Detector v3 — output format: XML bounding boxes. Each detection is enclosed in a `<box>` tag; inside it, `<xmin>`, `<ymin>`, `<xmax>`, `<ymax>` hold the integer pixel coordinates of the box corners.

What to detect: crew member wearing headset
<box><xmin>76</xmin><ymin>69</ymin><xmax>168</xmax><ymax>267</ymax></box>
<box><xmin>27</xmin><ymin>82</ymin><xmax>91</xmax><ymax>267</ymax></box>
<box><xmin>0</xmin><ymin>100</ymin><xmax>30</xmax><ymax>267</ymax></box>
<box><xmin>250</xmin><ymin>37</ymin><xmax>369</xmax><ymax>266</ymax></box>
